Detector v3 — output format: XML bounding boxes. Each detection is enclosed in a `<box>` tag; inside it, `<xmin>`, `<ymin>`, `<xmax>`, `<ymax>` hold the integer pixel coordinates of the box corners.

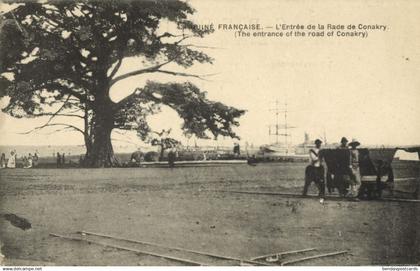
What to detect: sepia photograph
<box><xmin>0</xmin><ymin>0</ymin><xmax>419</xmax><ymax>268</ymax></box>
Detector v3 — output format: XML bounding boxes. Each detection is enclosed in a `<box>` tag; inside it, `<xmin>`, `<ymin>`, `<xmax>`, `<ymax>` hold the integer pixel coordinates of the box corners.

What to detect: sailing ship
<box><xmin>259</xmin><ymin>100</ymin><xmax>299</xmax><ymax>158</ymax></box>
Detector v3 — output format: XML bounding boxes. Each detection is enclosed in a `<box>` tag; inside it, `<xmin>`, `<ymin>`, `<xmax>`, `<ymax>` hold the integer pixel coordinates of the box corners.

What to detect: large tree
<box><xmin>0</xmin><ymin>0</ymin><xmax>245</xmax><ymax>167</ymax></box>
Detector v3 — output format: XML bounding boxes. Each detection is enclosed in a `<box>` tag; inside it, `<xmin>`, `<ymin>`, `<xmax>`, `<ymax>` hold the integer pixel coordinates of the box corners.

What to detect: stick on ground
<box><xmin>214</xmin><ymin>190</ymin><xmax>420</xmax><ymax>203</ymax></box>
<box><xmin>77</xmin><ymin>230</ymin><xmax>271</xmax><ymax>266</ymax></box>
<box><xmin>50</xmin><ymin>233</ymin><xmax>204</xmax><ymax>266</ymax></box>
<box><xmin>250</xmin><ymin>247</ymin><xmax>317</xmax><ymax>261</ymax></box>
<box><xmin>280</xmin><ymin>250</ymin><xmax>348</xmax><ymax>266</ymax></box>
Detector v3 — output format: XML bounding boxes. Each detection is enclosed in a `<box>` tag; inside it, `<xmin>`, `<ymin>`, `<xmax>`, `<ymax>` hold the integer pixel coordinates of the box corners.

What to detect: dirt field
<box><xmin>0</xmin><ymin>162</ymin><xmax>419</xmax><ymax>266</ymax></box>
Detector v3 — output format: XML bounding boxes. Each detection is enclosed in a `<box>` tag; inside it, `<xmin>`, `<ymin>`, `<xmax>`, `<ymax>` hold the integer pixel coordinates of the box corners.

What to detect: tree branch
<box><xmin>35</xmin><ymin>95</ymin><xmax>71</xmax><ymax>128</ymax></box>
<box><xmin>43</xmin><ymin>81</ymin><xmax>90</xmax><ymax>104</ymax></box>
<box><xmin>109</xmin><ymin>60</ymin><xmax>214</xmax><ymax>89</ymax></box>
<box><xmin>19</xmin><ymin>123</ymin><xmax>84</xmax><ymax>135</ymax></box>
<box><xmin>31</xmin><ymin>113</ymin><xmax>84</xmax><ymax>119</ymax></box>
<box><xmin>109</xmin><ymin>58</ymin><xmax>174</xmax><ymax>87</ymax></box>
<box><xmin>41</xmin><ymin>126</ymin><xmax>82</xmax><ymax>135</ymax></box>
<box><xmin>155</xmin><ymin>70</ymin><xmax>212</xmax><ymax>80</ymax></box>
<box><xmin>108</xmin><ymin>55</ymin><xmax>123</xmax><ymax>80</ymax></box>
<box><xmin>109</xmin><ymin>33</ymin><xmax>206</xmax><ymax>87</ymax></box>
<box><xmin>157</xmin><ymin>32</ymin><xmax>184</xmax><ymax>39</ymax></box>
<box><xmin>173</xmin><ymin>34</ymin><xmax>191</xmax><ymax>45</ymax></box>
<box><xmin>114</xmin><ymin>71</ymin><xmax>216</xmax><ymax>110</ymax></box>
<box><xmin>18</xmin><ymin>95</ymin><xmax>85</xmax><ymax>135</ymax></box>
<box><xmin>182</xmin><ymin>44</ymin><xmax>225</xmax><ymax>50</ymax></box>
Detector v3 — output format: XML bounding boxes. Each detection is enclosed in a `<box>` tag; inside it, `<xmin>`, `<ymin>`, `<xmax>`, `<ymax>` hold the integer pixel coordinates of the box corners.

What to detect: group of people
<box><xmin>0</xmin><ymin>150</ymin><xmax>39</xmax><ymax>169</ymax></box>
<box><xmin>56</xmin><ymin>152</ymin><xmax>66</xmax><ymax>167</ymax></box>
<box><xmin>303</xmin><ymin>137</ymin><xmax>362</xmax><ymax>202</ymax></box>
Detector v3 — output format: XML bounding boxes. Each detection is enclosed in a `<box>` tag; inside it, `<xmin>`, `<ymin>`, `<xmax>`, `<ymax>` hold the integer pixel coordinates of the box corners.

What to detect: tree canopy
<box><xmin>0</xmin><ymin>0</ymin><xmax>245</xmax><ymax>167</ymax></box>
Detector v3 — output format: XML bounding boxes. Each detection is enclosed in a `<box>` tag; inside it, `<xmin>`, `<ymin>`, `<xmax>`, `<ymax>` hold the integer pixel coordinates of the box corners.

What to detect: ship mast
<box><xmin>268</xmin><ymin>99</ymin><xmax>296</xmax><ymax>155</ymax></box>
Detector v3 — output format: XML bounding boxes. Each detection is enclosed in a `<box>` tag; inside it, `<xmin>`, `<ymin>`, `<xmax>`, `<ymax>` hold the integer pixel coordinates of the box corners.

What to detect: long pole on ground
<box><xmin>50</xmin><ymin>233</ymin><xmax>204</xmax><ymax>266</ymax></box>
<box><xmin>280</xmin><ymin>250</ymin><xmax>348</xmax><ymax>266</ymax></box>
<box><xmin>77</xmin><ymin>230</ymin><xmax>271</xmax><ymax>266</ymax></box>
<box><xmin>213</xmin><ymin>190</ymin><xmax>420</xmax><ymax>203</ymax></box>
<box><xmin>250</xmin><ymin>247</ymin><xmax>317</xmax><ymax>261</ymax></box>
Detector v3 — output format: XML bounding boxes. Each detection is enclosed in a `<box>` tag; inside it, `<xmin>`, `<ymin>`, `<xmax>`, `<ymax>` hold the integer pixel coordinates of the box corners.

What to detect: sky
<box><xmin>0</xmin><ymin>0</ymin><xmax>419</xmax><ymax>148</ymax></box>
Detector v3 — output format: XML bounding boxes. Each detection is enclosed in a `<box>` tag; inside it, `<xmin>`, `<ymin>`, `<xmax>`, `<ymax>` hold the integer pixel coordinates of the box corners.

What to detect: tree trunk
<box><xmin>85</xmin><ymin>124</ymin><xmax>116</xmax><ymax>167</ymax></box>
<box><xmin>82</xmin><ymin>134</ymin><xmax>92</xmax><ymax>167</ymax></box>
<box><xmin>84</xmin><ymin>93</ymin><xmax>118</xmax><ymax>168</ymax></box>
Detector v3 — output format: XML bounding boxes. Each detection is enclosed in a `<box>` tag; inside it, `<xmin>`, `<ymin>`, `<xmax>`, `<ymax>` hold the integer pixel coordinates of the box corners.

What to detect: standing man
<box><xmin>168</xmin><ymin>148</ymin><xmax>176</xmax><ymax>168</ymax></box>
<box><xmin>336</xmin><ymin>137</ymin><xmax>351</xmax><ymax>197</ymax></box>
<box><xmin>0</xmin><ymin>153</ymin><xmax>6</xmax><ymax>169</ymax></box>
<box><xmin>303</xmin><ymin>139</ymin><xmax>325</xmax><ymax>202</ymax></box>
<box><xmin>56</xmin><ymin>152</ymin><xmax>61</xmax><ymax>168</ymax></box>
<box><xmin>339</xmin><ymin>137</ymin><xmax>348</xmax><ymax>149</ymax></box>
<box><xmin>233</xmin><ymin>143</ymin><xmax>240</xmax><ymax>157</ymax></box>
<box><xmin>349</xmin><ymin>139</ymin><xmax>361</xmax><ymax>199</ymax></box>
<box><xmin>33</xmin><ymin>152</ymin><xmax>39</xmax><ymax>167</ymax></box>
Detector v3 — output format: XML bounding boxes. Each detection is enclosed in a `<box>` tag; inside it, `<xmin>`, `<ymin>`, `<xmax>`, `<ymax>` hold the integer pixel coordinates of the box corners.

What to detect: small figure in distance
<box><xmin>7</xmin><ymin>150</ymin><xmax>17</xmax><ymax>169</ymax></box>
<box><xmin>56</xmin><ymin>152</ymin><xmax>61</xmax><ymax>168</ymax></box>
<box><xmin>22</xmin><ymin>155</ymin><xmax>28</xmax><ymax>168</ymax></box>
<box><xmin>27</xmin><ymin>153</ymin><xmax>33</xmax><ymax>168</ymax></box>
<box><xmin>0</xmin><ymin>153</ymin><xmax>6</xmax><ymax>169</ymax></box>
<box><xmin>33</xmin><ymin>152</ymin><xmax>39</xmax><ymax>167</ymax></box>
<box><xmin>79</xmin><ymin>155</ymin><xmax>85</xmax><ymax>167</ymax></box>
<box><xmin>168</xmin><ymin>148</ymin><xmax>176</xmax><ymax>168</ymax></box>
<box><xmin>233</xmin><ymin>143</ymin><xmax>240</xmax><ymax>157</ymax></box>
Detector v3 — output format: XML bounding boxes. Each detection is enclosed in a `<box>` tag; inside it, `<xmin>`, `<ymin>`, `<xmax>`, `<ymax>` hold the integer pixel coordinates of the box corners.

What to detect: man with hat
<box><xmin>333</xmin><ymin>137</ymin><xmax>353</xmax><ymax>197</ymax></box>
<box><xmin>339</xmin><ymin>137</ymin><xmax>349</xmax><ymax>149</ymax></box>
<box><xmin>349</xmin><ymin>139</ymin><xmax>361</xmax><ymax>199</ymax></box>
<box><xmin>302</xmin><ymin>139</ymin><xmax>325</xmax><ymax>202</ymax></box>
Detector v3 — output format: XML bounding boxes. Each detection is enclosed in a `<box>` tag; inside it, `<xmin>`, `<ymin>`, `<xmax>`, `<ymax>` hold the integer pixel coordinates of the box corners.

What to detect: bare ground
<box><xmin>0</xmin><ymin>162</ymin><xmax>419</xmax><ymax>266</ymax></box>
